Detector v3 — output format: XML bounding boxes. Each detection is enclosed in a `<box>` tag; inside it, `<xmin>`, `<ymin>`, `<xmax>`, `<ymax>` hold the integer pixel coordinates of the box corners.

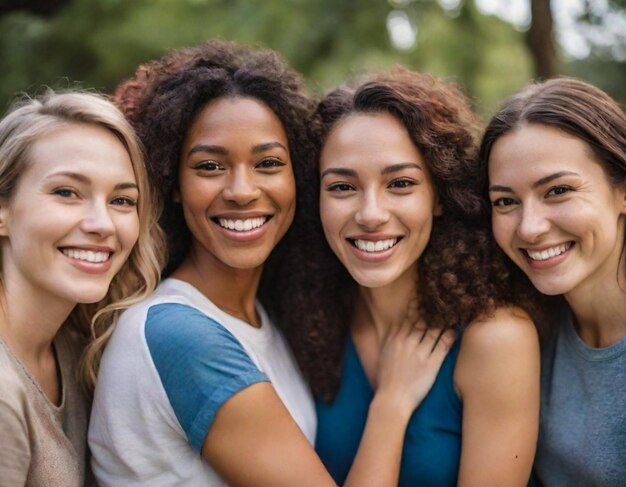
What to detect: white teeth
<box><xmin>526</xmin><ymin>243</ymin><xmax>572</xmax><ymax>261</ymax></box>
<box><xmin>218</xmin><ymin>217</ymin><xmax>267</xmax><ymax>232</ymax></box>
<box><xmin>62</xmin><ymin>248</ymin><xmax>110</xmax><ymax>263</ymax></box>
<box><xmin>353</xmin><ymin>238</ymin><xmax>398</xmax><ymax>253</ymax></box>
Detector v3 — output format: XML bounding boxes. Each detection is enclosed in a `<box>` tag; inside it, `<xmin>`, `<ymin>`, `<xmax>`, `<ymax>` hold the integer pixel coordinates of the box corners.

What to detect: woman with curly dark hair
<box><xmin>279</xmin><ymin>68</ymin><xmax>540</xmax><ymax>487</ymax></box>
<box><xmin>481</xmin><ymin>77</ymin><xmax>626</xmax><ymax>487</ymax></box>
<box><xmin>87</xmin><ymin>41</ymin><xmax>452</xmax><ymax>487</ymax></box>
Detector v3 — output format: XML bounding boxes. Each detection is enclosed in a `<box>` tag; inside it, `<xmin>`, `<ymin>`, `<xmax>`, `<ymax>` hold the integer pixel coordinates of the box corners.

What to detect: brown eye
<box><xmin>194</xmin><ymin>161</ymin><xmax>224</xmax><ymax>172</ymax></box>
<box><xmin>327</xmin><ymin>183</ymin><xmax>354</xmax><ymax>192</ymax></box>
<box><xmin>256</xmin><ymin>158</ymin><xmax>285</xmax><ymax>169</ymax></box>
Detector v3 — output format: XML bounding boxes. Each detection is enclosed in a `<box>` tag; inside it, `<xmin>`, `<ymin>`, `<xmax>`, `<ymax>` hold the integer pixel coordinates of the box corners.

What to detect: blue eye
<box><xmin>53</xmin><ymin>188</ymin><xmax>78</xmax><ymax>198</ymax></box>
<box><xmin>111</xmin><ymin>197</ymin><xmax>137</xmax><ymax>207</ymax></box>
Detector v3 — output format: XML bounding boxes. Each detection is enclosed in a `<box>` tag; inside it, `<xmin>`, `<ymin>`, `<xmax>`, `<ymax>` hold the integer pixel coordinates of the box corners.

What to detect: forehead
<box><xmin>488</xmin><ymin>124</ymin><xmax>595</xmax><ymax>180</ymax></box>
<box><xmin>184</xmin><ymin>96</ymin><xmax>288</xmax><ymax>146</ymax></box>
<box><xmin>320</xmin><ymin>112</ymin><xmax>423</xmax><ymax>170</ymax></box>
<box><xmin>22</xmin><ymin>123</ymin><xmax>134</xmax><ymax>181</ymax></box>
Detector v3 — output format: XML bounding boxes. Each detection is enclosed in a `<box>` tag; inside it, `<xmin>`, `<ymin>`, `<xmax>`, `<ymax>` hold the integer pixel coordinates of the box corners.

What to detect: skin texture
<box><xmin>170</xmin><ymin>97</ymin><xmax>454</xmax><ymax>487</ymax></box>
<box><xmin>489</xmin><ymin>124</ymin><xmax>626</xmax><ymax>298</ymax></box>
<box><xmin>173</xmin><ymin>97</ymin><xmax>295</xmax><ymax>325</ymax></box>
<box><xmin>319</xmin><ymin>112</ymin><xmax>540</xmax><ymax>487</ymax></box>
<box><xmin>0</xmin><ymin>123</ymin><xmax>139</xmax><ymax>404</ymax></box>
<box><xmin>489</xmin><ymin>123</ymin><xmax>626</xmax><ymax>348</ymax></box>
<box><xmin>319</xmin><ymin>113</ymin><xmax>440</xmax><ymax>290</ymax></box>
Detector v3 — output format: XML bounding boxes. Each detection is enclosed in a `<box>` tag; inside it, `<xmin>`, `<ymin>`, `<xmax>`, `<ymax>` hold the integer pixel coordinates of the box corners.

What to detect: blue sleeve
<box><xmin>145</xmin><ymin>303</ymin><xmax>269</xmax><ymax>451</ymax></box>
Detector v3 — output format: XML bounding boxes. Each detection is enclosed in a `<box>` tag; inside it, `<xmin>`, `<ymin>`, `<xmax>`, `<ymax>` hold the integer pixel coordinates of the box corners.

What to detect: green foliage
<box><xmin>0</xmin><ymin>0</ymin><xmax>623</xmax><ymax>117</ymax></box>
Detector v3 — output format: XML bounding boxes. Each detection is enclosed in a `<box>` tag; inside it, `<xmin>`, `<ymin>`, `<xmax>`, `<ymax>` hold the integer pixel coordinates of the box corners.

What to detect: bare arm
<box><xmin>455</xmin><ymin>306</ymin><xmax>540</xmax><ymax>487</ymax></box>
<box><xmin>202</xmin><ymin>325</ymin><xmax>456</xmax><ymax>487</ymax></box>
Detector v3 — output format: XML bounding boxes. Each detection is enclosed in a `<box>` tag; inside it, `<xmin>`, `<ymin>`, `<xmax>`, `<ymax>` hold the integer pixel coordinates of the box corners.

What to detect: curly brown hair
<box><xmin>276</xmin><ymin>68</ymin><xmax>533</xmax><ymax>401</ymax></box>
<box><xmin>113</xmin><ymin>40</ymin><xmax>317</xmax><ymax>308</ymax></box>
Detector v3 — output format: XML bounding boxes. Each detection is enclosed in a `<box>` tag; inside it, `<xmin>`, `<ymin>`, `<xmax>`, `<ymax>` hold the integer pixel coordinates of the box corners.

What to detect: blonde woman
<box><xmin>0</xmin><ymin>91</ymin><xmax>163</xmax><ymax>487</ymax></box>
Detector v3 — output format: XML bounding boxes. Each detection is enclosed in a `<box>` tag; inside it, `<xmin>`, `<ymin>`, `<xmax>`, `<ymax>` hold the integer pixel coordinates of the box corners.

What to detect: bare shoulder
<box><xmin>461</xmin><ymin>306</ymin><xmax>538</xmax><ymax>353</ymax></box>
<box><xmin>455</xmin><ymin>306</ymin><xmax>540</xmax><ymax>397</ymax></box>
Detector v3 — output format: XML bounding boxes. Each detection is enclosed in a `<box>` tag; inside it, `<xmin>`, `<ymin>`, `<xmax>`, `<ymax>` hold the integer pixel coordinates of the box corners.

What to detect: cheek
<box><xmin>119</xmin><ymin>213</ymin><xmax>141</xmax><ymax>251</ymax></box>
<box><xmin>319</xmin><ymin>195</ymin><xmax>340</xmax><ymax>236</ymax></box>
<box><xmin>491</xmin><ymin>213</ymin><xmax>514</xmax><ymax>253</ymax></box>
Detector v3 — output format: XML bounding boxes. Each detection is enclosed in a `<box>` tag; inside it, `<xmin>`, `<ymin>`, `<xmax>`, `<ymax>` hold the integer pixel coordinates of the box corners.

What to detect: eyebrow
<box><xmin>489</xmin><ymin>170</ymin><xmax>580</xmax><ymax>193</ymax></box>
<box><xmin>321</xmin><ymin>162</ymin><xmax>422</xmax><ymax>179</ymax></box>
<box><xmin>47</xmin><ymin>171</ymin><xmax>138</xmax><ymax>191</ymax></box>
<box><xmin>381</xmin><ymin>162</ymin><xmax>422</xmax><ymax>175</ymax></box>
<box><xmin>321</xmin><ymin>167</ymin><xmax>357</xmax><ymax>178</ymax></box>
<box><xmin>251</xmin><ymin>142</ymin><xmax>288</xmax><ymax>154</ymax></box>
<box><xmin>187</xmin><ymin>144</ymin><xmax>228</xmax><ymax>157</ymax></box>
<box><xmin>187</xmin><ymin>141</ymin><xmax>288</xmax><ymax>157</ymax></box>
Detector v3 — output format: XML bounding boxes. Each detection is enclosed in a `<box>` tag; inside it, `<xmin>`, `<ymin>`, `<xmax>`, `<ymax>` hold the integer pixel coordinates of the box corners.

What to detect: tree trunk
<box><xmin>526</xmin><ymin>0</ymin><xmax>560</xmax><ymax>79</ymax></box>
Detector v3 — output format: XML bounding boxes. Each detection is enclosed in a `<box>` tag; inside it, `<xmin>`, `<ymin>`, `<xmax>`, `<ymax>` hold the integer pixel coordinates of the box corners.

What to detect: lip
<box><xmin>346</xmin><ymin>234</ymin><xmax>403</xmax><ymax>263</ymax></box>
<box><xmin>211</xmin><ymin>213</ymin><xmax>273</xmax><ymax>242</ymax></box>
<box><xmin>59</xmin><ymin>245</ymin><xmax>115</xmax><ymax>275</ymax></box>
<box><xmin>521</xmin><ymin>242</ymin><xmax>574</xmax><ymax>270</ymax></box>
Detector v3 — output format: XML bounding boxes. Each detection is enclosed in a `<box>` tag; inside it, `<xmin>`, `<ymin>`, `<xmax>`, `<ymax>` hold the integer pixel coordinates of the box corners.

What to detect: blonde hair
<box><xmin>0</xmin><ymin>90</ymin><xmax>166</xmax><ymax>392</ymax></box>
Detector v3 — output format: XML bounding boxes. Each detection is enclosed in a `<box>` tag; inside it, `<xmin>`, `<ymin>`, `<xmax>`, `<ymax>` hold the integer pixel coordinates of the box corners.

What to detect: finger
<box><xmin>420</xmin><ymin>326</ymin><xmax>442</xmax><ymax>349</ymax></box>
<box><xmin>431</xmin><ymin>329</ymin><xmax>457</xmax><ymax>358</ymax></box>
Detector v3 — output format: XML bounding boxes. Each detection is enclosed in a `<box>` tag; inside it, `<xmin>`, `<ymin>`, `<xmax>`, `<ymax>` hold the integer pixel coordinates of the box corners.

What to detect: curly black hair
<box><xmin>114</xmin><ymin>40</ymin><xmax>317</xmax><ymax>307</ymax></box>
<box><xmin>277</xmin><ymin>68</ymin><xmax>538</xmax><ymax>401</ymax></box>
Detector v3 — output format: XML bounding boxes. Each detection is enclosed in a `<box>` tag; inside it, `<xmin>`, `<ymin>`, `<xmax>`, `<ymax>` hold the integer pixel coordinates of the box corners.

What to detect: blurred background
<box><xmin>1</xmin><ymin>0</ymin><xmax>625</xmax><ymax>118</ymax></box>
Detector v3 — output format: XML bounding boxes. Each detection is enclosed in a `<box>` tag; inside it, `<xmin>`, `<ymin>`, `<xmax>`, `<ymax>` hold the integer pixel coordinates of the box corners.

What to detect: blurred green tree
<box><xmin>0</xmin><ymin>0</ymin><xmax>623</xmax><ymax>116</ymax></box>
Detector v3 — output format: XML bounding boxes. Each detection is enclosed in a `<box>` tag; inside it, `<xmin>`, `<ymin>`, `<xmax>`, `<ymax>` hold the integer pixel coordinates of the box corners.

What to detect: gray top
<box><xmin>531</xmin><ymin>304</ymin><xmax>626</xmax><ymax>487</ymax></box>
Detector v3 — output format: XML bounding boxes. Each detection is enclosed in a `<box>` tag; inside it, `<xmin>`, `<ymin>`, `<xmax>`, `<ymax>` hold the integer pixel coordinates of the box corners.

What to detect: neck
<box><xmin>173</xmin><ymin>247</ymin><xmax>263</xmax><ymax>327</ymax></box>
<box><xmin>0</xmin><ymin>281</ymin><xmax>73</xmax><ymax>363</ymax></box>
<box><xmin>565</xmin><ymin>245</ymin><xmax>626</xmax><ymax>348</ymax></box>
<box><xmin>353</xmin><ymin>268</ymin><xmax>418</xmax><ymax>341</ymax></box>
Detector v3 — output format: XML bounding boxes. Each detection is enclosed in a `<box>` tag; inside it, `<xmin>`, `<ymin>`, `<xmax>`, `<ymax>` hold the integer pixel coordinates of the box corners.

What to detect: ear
<box><xmin>0</xmin><ymin>199</ymin><xmax>9</xmax><ymax>237</ymax></box>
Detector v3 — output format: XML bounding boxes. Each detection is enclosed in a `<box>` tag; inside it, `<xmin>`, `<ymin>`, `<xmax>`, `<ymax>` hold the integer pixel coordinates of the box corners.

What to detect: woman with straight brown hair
<box><xmin>481</xmin><ymin>77</ymin><xmax>626</xmax><ymax>486</ymax></box>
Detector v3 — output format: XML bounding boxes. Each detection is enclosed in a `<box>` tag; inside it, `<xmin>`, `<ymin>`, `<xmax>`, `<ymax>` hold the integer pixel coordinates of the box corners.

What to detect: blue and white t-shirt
<box><xmin>89</xmin><ymin>278</ymin><xmax>315</xmax><ymax>487</ymax></box>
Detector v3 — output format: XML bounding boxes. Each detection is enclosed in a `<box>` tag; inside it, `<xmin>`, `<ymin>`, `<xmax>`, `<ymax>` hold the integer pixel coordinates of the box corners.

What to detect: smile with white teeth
<box><xmin>217</xmin><ymin>216</ymin><xmax>268</xmax><ymax>232</ymax></box>
<box><xmin>352</xmin><ymin>238</ymin><xmax>398</xmax><ymax>253</ymax></box>
<box><xmin>525</xmin><ymin>242</ymin><xmax>572</xmax><ymax>261</ymax></box>
<box><xmin>62</xmin><ymin>248</ymin><xmax>111</xmax><ymax>263</ymax></box>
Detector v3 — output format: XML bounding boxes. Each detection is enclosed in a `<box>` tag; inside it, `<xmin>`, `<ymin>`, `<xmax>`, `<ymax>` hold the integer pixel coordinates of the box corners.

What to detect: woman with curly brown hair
<box><xmin>279</xmin><ymin>68</ymin><xmax>541</xmax><ymax>487</ymax></box>
<box><xmin>482</xmin><ymin>77</ymin><xmax>626</xmax><ymax>487</ymax></box>
<box><xmin>88</xmin><ymin>41</ymin><xmax>453</xmax><ymax>487</ymax></box>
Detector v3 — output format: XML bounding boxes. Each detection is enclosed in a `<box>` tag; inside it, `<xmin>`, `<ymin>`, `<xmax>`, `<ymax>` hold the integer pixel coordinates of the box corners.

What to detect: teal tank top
<box><xmin>315</xmin><ymin>335</ymin><xmax>462</xmax><ymax>486</ymax></box>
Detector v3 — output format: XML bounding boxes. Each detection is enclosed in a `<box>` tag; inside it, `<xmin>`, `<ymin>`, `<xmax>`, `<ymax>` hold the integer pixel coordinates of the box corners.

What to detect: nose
<box><xmin>222</xmin><ymin>167</ymin><xmax>261</xmax><ymax>206</ymax></box>
<box><xmin>80</xmin><ymin>200</ymin><xmax>115</xmax><ymax>237</ymax></box>
<box><xmin>355</xmin><ymin>189</ymin><xmax>389</xmax><ymax>230</ymax></box>
<box><xmin>516</xmin><ymin>203</ymin><xmax>550</xmax><ymax>243</ymax></box>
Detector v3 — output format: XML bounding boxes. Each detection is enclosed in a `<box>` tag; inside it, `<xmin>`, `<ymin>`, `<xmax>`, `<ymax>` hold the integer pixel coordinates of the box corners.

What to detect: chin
<box><xmin>350</xmin><ymin>271</ymin><xmax>397</xmax><ymax>289</ymax></box>
<box><xmin>528</xmin><ymin>278</ymin><xmax>570</xmax><ymax>297</ymax></box>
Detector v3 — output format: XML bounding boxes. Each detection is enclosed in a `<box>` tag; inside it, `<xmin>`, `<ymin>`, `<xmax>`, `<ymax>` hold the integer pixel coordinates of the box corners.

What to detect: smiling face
<box><xmin>0</xmin><ymin>123</ymin><xmax>140</xmax><ymax>308</ymax></box>
<box><xmin>319</xmin><ymin>112</ymin><xmax>440</xmax><ymax>289</ymax></box>
<box><xmin>178</xmin><ymin>96</ymin><xmax>295</xmax><ymax>273</ymax></box>
<box><xmin>489</xmin><ymin>123</ymin><xmax>626</xmax><ymax>297</ymax></box>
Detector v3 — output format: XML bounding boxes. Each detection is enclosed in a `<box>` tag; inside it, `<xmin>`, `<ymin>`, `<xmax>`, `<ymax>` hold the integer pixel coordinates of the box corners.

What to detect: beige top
<box><xmin>0</xmin><ymin>326</ymin><xmax>91</xmax><ymax>487</ymax></box>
